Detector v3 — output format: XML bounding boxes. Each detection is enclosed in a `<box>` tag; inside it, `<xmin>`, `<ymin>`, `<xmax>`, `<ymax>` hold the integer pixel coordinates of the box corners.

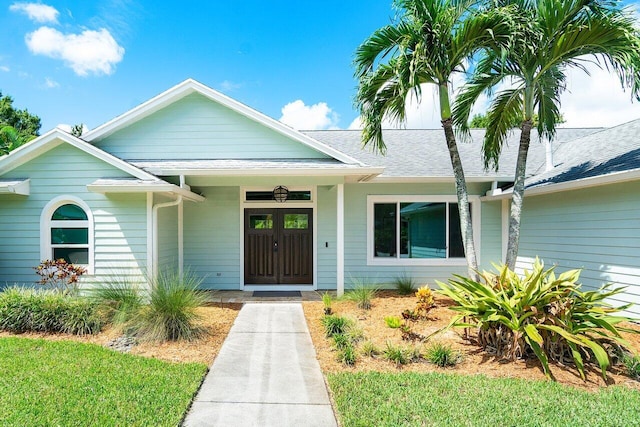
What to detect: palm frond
<box><xmin>484</xmin><ymin>88</ymin><xmax>525</xmax><ymax>170</ymax></box>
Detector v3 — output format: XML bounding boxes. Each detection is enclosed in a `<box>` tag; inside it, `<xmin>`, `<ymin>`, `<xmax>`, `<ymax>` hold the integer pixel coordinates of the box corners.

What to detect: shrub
<box><xmin>394</xmin><ymin>273</ymin><xmax>416</xmax><ymax>295</ymax></box>
<box><xmin>131</xmin><ymin>269</ymin><xmax>208</xmax><ymax>342</ymax></box>
<box><xmin>415</xmin><ymin>286</ymin><xmax>435</xmax><ymax>317</ymax></box>
<box><xmin>34</xmin><ymin>259</ymin><xmax>86</xmax><ymax>295</ymax></box>
<box><xmin>322</xmin><ymin>315</ymin><xmax>352</xmax><ymax>338</ymax></box>
<box><xmin>0</xmin><ymin>287</ymin><xmax>101</xmax><ymax>335</ymax></box>
<box><xmin>92</xmin><ymin>275</ymin><xmax>143</xmax><ymax>326</ymax></box>
<box><xmin>437</xmin><ymin>259</ymin><xmax>639</xmax><ymax>380</ymax></box>
<box><xmin>344</xmin><ymin>277</ymin><xmax>377</xmax><ymax>310</ymax></box>
<box><xmin>384</xmin><ymin>316</ymin><xmax>402</xmax><ymax>329</ymax></box>
<box><xmin>624</xmin><ymin>354</ymin><xmax>640</xmax><ymax>381</ymax></box>
<box><xmin>322</xmin><ymin>292</ymin><xmax>333</xmax><ymax>315</ymax></box>
<box><xmin>426</xmin><ymin>342</ymin><xmax>461</xmax><ymax>367</ymax></box>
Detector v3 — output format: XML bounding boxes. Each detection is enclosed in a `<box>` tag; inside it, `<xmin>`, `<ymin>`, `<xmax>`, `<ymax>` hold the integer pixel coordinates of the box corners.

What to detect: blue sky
<box><xmin>2</xmin><ymin>1</ymin><xmax>640</xmax><ymax>133</ymax></box>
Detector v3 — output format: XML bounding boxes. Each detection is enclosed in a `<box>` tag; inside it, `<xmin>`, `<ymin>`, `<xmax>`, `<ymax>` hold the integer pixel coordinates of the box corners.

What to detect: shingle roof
<box><xmin>526</xmin><ymin>118</ymin><xmax>640</xmax><ymax>189</ymax></box>
<box><xmin>304</xmin><ymin>128</ymin><xmax>599</xmax><ymax>179</ymax></box>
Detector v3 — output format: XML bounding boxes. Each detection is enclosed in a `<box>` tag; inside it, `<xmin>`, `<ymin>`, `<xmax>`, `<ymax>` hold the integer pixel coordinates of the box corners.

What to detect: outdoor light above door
<box><xmin>273</xmin><ymin>186</ymin><xmax>289</xmax><ymax>202</ymax></box>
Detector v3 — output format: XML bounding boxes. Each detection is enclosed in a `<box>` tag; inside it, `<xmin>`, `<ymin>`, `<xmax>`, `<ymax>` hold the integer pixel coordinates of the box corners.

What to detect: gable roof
<box><xmin>0</xmin><ymin>129</ymin><xmax>159</xmax><ymax>181</ymax></box>
<box><xmin>83</xmin><ymin>79</ymin><xmax>364</xmax><ymax>166</ymax></box>
<box><xmin>305</xmin><ymin>128</ymin><xmax>599</xmax><ymax>182</ymax></box>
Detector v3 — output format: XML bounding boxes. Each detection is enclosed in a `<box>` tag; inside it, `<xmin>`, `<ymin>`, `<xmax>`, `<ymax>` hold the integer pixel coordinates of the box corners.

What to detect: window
<box><xmin>41</xmin><ymin>197</ymin><xmax>93</xmax><ymax>271</ymax></box>
<box><xmin>245</xmin><ymin>190</ymin><xmax>312</xmax><ymax>202</ymax></box>
<box><xmin>368</xmin><ymin>196</ymin><xmax>477</xmax><ymax>265</ymax></box>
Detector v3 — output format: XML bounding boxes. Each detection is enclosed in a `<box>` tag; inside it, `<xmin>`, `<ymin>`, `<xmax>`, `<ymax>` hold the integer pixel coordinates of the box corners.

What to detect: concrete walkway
<box><xmin>183</xmin><ymin>303</ymin><xmax>337</xmax><ymax>427</ymax></box>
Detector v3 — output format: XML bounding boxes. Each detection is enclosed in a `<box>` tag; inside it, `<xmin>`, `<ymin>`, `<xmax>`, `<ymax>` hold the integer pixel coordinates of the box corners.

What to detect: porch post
<box><xmin>178</xmin><ymin>199</ymin><xmax>184</xmax><ymax>277</ymax></box>
<box><xmin>337</xmin><ymin>183</ymin><xmax>344</xmax><ymax>297</ymax></box>
<box><xmin>146</xmin><ymin>192</ymin><xmax>153</xmax><ymax>279</ymax></box>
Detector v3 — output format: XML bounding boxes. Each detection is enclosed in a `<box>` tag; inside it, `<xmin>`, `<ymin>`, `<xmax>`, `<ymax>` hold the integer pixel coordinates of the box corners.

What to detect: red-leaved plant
<box><xmin>34</xmin><ymin>259</ymin><xmax>86</xmax><ymax>295</ymax></box>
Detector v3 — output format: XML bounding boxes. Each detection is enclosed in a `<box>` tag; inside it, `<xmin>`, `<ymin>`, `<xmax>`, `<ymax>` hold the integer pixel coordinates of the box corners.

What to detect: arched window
<box><xmin>41</xmin><ymin>196</ymin><xmax>94</xmax><ymax>272</ymax></box>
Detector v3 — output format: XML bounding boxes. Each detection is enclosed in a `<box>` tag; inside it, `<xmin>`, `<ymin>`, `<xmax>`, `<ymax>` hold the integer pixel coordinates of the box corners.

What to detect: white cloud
<box><xmin>9</xmin><ymin>2</ymin><xmax>59</xmax><ymax>23</ymax></box>
<box><xmin>559</xmin><ymin>62</ymin><xmax>640</xmax><ymax>128</ymax></box>
<box><xmin>279</xmin><ymin>100</ymin><xmax>340</xmax><ymax>130</ymax></box>
<box><xmin>25</xmin><ymin>26</ymin><xmax>125</xmax><ymax>76</ymax></box>
<box><xmin>44</xmin><ymin>77</ymin><xmax>59</xmax><ymax>88</ymax></box>
<box><xmin>219</xmin><ymin>80</ymin><xmax>242</xmax><ymax>92</ymax></box>
<box><xmin>0</xmin><ymin>66</ymin><xmax>9</xmax><ymax>72</ymax></box>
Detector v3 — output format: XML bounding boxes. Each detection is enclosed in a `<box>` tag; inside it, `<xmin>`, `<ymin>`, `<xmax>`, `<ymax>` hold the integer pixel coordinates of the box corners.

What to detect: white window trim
<box><xmin>40</xmin><ymin>195</ymin><xmax>95</xmax><ymax>274</ymax></box>
<box><xmin>366</xmin><ymin>195</ymin><xmax>481</xmax><ymax>266</ymax></box>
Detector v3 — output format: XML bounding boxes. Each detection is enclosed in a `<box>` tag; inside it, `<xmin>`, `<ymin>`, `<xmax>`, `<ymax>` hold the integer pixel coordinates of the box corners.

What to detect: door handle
<box><xmin>273</xmin><ymin>240</ymin><xmax>278</xmax><ymax>252</ymax></box>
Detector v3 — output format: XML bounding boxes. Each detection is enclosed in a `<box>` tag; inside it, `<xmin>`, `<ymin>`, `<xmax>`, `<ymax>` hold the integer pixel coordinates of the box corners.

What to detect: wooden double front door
<box><xmin>244</xmin><ymin>208</ymin><xmax>313</xmax><ymax>285</ymax></box>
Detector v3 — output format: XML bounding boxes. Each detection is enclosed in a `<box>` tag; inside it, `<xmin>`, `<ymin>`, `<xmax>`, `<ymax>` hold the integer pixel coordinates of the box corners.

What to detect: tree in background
<box><xmin>0</xmin><ymin>91</ymin><xmax>41</xmax><ymax>155</ymax></box>
<box><xmin>454</xmin><ymin>0</ymin><xmax>640</xmax><ymax>269</ymax></box>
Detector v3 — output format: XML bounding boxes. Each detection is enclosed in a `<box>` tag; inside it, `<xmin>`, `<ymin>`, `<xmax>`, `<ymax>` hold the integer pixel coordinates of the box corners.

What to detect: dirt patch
<box><xmin>303</xmin><ymin>291</ymin><xmax>640</xmax><ymax>391</ymax></box>
<box><xmin>0</xmin><ymin>303</ymin><xmax>241</xmax><ymax>365</ymax></box>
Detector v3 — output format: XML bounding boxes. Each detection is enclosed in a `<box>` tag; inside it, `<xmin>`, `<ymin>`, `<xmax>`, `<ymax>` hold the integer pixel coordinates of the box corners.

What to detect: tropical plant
<box><xmin>393</xmin><ymin>273</ymin><xmax>416</xmax><ymax>295</ymax></box>
<box><xmin>322</xmin><ymin>291</ymin><xmax>333</xmax><ymax>315</ymax></box>
<box><xmin>453</xmin><ymin>0</ymin><xmax>640</xmax><ymax>269</ymax></box>
<box><xmin>344</xmin><ymin>277</ymin><xmax>378</xmax><ymax>310</ymax></box>
<box><xmin>354</xmin><ymin>0</ymin><xmax>512</xmax><ymax>278</ymax></box>
<box><xmin>425</xmin><ymin>342</ymin><xmax>462</xmax><ymax>367</ymax></box>
<box><xmin>385</xmin><ymin>315</ymin><xmax>403</xmax><ymax>329</ymax></box>
<box><xmin>623</xmin><ymin>353</ymin><xmax>640</xmax><ymax>380</ymax></box>
<box><xmin>131</xmin><ymin>269</ymin><xmax>207</xmax><ymax>342</ymax></box>
<box><xmin>34</xmin><ymin>259</ymin><xmax>87</xmax><ymax>295</ymax></box>
<box><xmin>437</xmin><ymin>259</ymin><xmax>638</xmax><ymax>380</ymax></box>
<box><xmin>414</xmin><ymin>285</ymin><xmax>436</xmax><ymax>317</ymax></box>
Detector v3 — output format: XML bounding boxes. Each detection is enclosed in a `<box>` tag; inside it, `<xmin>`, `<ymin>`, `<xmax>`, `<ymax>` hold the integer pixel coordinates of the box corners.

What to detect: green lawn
<box><xmin>328</xmin><ymin>371</ymin><xmax>640</xmax><ymax>427</ymax></box>
<box><xmin>0</xmin><ymin>337</ymin><xmax>207</xmax><ymax>426</ymax></box>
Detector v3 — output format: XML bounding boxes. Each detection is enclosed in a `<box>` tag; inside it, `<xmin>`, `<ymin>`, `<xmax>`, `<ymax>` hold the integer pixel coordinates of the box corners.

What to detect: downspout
<box><xmin>152</xmin><ymin>195</ymin><xmax>183</xmax><ymax>278</ymax></box>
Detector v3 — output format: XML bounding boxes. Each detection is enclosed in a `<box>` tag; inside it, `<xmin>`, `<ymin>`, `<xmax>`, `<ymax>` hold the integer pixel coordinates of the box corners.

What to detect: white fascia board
<box><xmin>0</xmin><ymin>129</ymin><xmax>158</xmax><ymax>181</ymax></box>
<box><xmin>368</xmin><ymin>175</ymin><xmax>514</xmax><ymax>184</ymax></box>
<box><xmin>87</xmin><ymin>182</ymin><xmax>205</xmax><ymax>202</ymax></box>
<box><xmin>0</xmin><ymin>179</ymin><xmax>30</xmax><ymax>195</ymax></box>
<box><xmin>481</xmin><ymin>168</ymin><xmax>640</xmax><ymax>201</ymax></box>
<box><xmin>84</xmin><ymin>78</ymin><xmax>363</xmax><ymax>166</ymax></box>
<box><xmin>139</xmin><ymin>166</ymin><xmax>385</xmax><ymax>178</ymax></box>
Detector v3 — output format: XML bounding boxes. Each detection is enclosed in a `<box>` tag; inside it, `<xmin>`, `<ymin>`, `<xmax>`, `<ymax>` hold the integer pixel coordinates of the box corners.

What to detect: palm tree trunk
<box><xmin>505</xmin><ymin>119</ymin><xmax>533</xmax><ymax>270</ymax></box>
<box><xmin>442</xmin><ymin>118</ymin><xmax>479</xmax><ymax>279</ymax></box>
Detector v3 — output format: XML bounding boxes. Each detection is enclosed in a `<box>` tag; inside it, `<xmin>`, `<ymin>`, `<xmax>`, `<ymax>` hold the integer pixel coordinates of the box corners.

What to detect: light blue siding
<box><xmin>184</xmin><ymin>187</ymin><xmax>241</xmax><ymax>289</ymax></box>
<box><xmin>94</xmin><ymin>93</ymin><xmax>329</xmax><ymax>161</ymax></box>
<box><xmin>516</xmin><ymin>181</ymin><xmax>640</xmax><ymax>318</ymax></box>
<box><xmin>481</xmin><ymin>200</ymin><xmax>503</xmax><ymax>269</ymax></box>
<box><xmin>0</xmin><ymin>143</ymin><xmax>148</xmax><ymax>287</ymax></box>
<box><xmin>157</xmin><ymin>202</ymin><xmax>178</xmax><ymax>273</ymax></box>
<box><xmin>317</xmin><ymin>185</ymin><xmax>337</xmax><ymax>290</ymax></box>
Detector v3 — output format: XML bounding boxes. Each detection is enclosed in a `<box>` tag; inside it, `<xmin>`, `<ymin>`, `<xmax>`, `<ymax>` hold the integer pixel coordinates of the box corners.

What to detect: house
<box><xmin>0</xmin><ymin>79</ymin><xmax>637</xmax><ymax>316</ymax></box>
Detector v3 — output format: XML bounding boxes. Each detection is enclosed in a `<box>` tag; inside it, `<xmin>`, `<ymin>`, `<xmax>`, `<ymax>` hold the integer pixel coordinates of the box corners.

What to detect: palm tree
<box><xmin>0</xmin><ymin>125</ymin><xmax>25</xmax><ymax>156</ymax></box>
<box><xmin>453</xmin><ymin>0</ymin><xmax>640</xmax><ymax>269</ymax></box>
<box><xmin>354</xmin><ymin>0</ymin><xmax>511</xmax><ymax>277</ymax></box>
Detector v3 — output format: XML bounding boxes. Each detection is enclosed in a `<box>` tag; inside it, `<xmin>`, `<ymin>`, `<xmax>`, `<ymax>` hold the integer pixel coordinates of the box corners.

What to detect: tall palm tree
<box><xmin>354</xmin><ymin>0</ymin><xmax>511</xmax><ymax>277</ymax></box>
<box><xmin>453</xmin><ymin>0</ymin><xmax>640</xmax><ymax>269</ymax></box>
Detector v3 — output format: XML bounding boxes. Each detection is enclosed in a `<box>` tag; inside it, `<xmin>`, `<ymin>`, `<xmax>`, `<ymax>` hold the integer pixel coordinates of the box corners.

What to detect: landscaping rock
<box><xmin>106</xmin><ymin>336</ymin><xmax>138</xmax><ymax>353</ymax></box>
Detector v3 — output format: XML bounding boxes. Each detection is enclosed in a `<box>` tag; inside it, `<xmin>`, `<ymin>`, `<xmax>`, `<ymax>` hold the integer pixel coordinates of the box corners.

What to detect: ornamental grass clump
<box><xmin>344</xmin><ymin>277</ymin><xmax>377</xmax><ymax>310</ymax></box>
<box><xmin>92</xmin><ymin>274</ymin><xmax>144</xmax><ymax>326</ymax></box>
<box><xmin>132</xmin><ymin>269</ymin><xmax>208</xmax><ymax>342</ymax></box>
<box><xmin>437</xmin><ymin>259</ymin><xmax>638</xmax><ymax>380</ymax></box>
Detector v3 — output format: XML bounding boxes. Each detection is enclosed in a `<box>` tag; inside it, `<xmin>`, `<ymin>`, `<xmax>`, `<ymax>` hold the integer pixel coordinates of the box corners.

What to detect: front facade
<box><xmin>0</xmin><ymin>79</ymin><xmax>638</xmax><ymax>314</ymax></box>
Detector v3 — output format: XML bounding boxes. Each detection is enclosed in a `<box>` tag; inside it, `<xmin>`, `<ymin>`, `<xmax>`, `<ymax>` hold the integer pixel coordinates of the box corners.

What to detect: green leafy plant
<box><xmin>322</xmin><ymin>291</ymin><xmax>333</xmax><ymax>315</ymax></box>
<box><xmin>92</xmin><ymin>274</ymin><xmax>143</xmax><ymax>326</ymax></box>
<box><xmin>34</xmin><ymin>259</ymin><xmax>86</xmax><ymax>295</ymax></box>
<box><xmin>384</xmin><ymin>316</ymin><xmax>402</xmax><ymax>329</ymax></box>
<box><xmin>131</xmin><ymin>269</ymin><xmax>208</xmax><ymax>342</ymax></box>
<box><xmin>360</xmin><ymin>340</ymin><xmax>380</xmax><ymax>357</ymax></box>
<box><xmin>322</xmin><ymin>315</ymin><xmax>352</xmax><ymax>338</ymax></box>
<box><xmin>425</xmin><ymin>342</ymin><xmax>461</xmax><ymax>367</ymax></box>
<box><xmin>337</xmin><ymin>344</ymin><xmax>357</xmax><ymax>366</ymax></box>
<box><xmin>394</xmin><ymin>273</ymin><xmax>416</xmax><ymax>295</ymax></box>
<box><xmin>344</xmin><ymin>277</ymin><xmax>378</xmax><ymax>310</ymax></box>
<box><xmin>623</xmin><ymin>354</ymin><xmax>640</xmax><ymax>381</ymax></box>
<box><xmin>0</xmin><ymin>287</ymin><xmax>101</xmax><ymax>335</ymax></box>
<box><xmin>437</xmin><ymin>259</ymin><xmax>638</xmax><ymax>380</ymax></box>
<box><xmin>332</xmin><ymin>333</ymin><xmax>351</xmax><ymax>350</ymax></box>
<box><xmin>383</xmin><ymin>341</ymin><xmax>409</xmax><ymax>366</ymax></box>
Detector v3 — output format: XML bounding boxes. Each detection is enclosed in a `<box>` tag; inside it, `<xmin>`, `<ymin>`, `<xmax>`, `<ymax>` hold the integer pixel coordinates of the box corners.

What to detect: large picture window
<box><xmin>368</xmin><ymin>196</ymin><xmax>477</xmax><ymax>265</ymax></box>
<box><xmin>41</xmin><ymin>196</ymin><xmax>94</xmax><ymax>272</ymax></box>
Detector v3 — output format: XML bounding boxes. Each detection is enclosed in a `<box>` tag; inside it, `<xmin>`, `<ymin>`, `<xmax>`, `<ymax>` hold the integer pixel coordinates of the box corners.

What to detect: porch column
<box><xmin>178</xmin><ymin>199</ymin><xmax>184</xmax><ymax>277</ymax></box>
<box><xmin>337</xmin><ymin>183</ymin><xmax>344</xmax><ymax>297</ymax></box>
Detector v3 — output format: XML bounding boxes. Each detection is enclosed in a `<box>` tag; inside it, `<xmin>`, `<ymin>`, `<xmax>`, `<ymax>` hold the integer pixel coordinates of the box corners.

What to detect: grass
<box><xmin>328</xmin><ymin>371</ymin><xmax>640</xmax><ymax>427</ymax></box>
<box><xmin>393</xmin><ymin>273</ymin><xmax>416</xmax><ymax>295</ymax></box>
<box><xmin>425</xmin><ymin>342</ymin><xmax>462</xmax><ymax>367</ymax></box>
<box><xmin>0</xmin><ymin>337</ymin><xmax>207</xmax><ymax>426</ymax></box>
<box><xmin>344</xmin><ymin>277</ymin><xmax>378</xmax><ymax>310</ymax></box>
